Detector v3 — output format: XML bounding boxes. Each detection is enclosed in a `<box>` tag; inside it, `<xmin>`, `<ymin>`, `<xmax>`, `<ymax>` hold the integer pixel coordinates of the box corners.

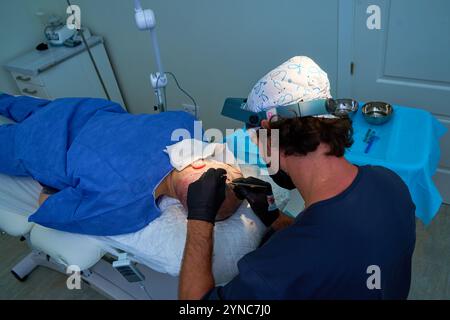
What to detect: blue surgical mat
<box><xmin>346</xmin><ymin>105</ymin><xmax>446</xmax><ymax>225</ymax></box>
<box><xmin>0</xmin><ymin>94</ymin><xmax>195</xmax><ymax>235</ymax></box>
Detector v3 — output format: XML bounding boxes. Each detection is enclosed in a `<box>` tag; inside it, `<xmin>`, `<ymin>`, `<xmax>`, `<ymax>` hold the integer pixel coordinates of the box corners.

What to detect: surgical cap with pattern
<box><xmin>245</xmin><ymin>56</ymin><xmax>332</xmax><ymax>113</ymax></box>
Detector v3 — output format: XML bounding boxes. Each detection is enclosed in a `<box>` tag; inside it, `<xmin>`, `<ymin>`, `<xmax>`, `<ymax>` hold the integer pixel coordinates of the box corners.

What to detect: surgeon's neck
<box><xmin>285</xmin><ymin>143</ymin><xmax>358</xmax><ymax>208</ymax></box>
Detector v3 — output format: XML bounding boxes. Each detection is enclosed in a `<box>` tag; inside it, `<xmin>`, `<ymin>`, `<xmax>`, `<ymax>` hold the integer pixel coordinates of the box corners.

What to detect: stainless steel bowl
<box><xmin>326</xmin><ymin>99</ymin><xmax>359</xmax><ymax>117</ymax></box>
<box><xmin>362</xmin><ymin>102</ymin><xmax>394</xmax><ymax>125</ymax></box>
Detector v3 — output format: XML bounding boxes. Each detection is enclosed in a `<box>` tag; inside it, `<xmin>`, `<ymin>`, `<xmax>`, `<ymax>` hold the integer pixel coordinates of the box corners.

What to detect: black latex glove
<box><xmin>187</xmin><ymin>168</ymin><xmax>227</xmax><ymax>224</ymax></box>
<box><xmin>231</xmin><ymin>177</ymin><xmax>280</xmax><ymax>227</ymax></box>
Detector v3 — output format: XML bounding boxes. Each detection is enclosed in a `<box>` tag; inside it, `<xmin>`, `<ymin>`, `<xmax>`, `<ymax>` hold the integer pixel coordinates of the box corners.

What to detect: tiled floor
<box><xmin>1</xmin><ymin>205</ymin><xmax>449</xmax><ymax>300</ymax></box>
<box><xmin>0</xmin><ymin>233</ymin><xmax>105</xmax><ymax>300</ymax></box>
<box><xmin>408</xmin><ymin>204</ymin><xmax>450</xmax><ymax>299</ymax></box>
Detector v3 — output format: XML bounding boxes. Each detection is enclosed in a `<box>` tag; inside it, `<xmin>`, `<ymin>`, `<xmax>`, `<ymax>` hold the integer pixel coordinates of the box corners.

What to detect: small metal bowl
<box><xmin>362</xmin><ymin>102</ymin><xmax>394</xmax><ymax>125</ymax></box>
<box><xmin>326</xmin><ymin>99</ymin><xmax>359</xmax><ymax>117</ymax></box>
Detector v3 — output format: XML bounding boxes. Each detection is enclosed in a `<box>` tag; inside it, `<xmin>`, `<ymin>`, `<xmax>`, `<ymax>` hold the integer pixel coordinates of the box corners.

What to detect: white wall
<box><xmin>0</xmin><ymin>0</ymin><xmax>50</xmax><ymax>95</ymax></box>
<box><xmin>0</xmin><ymin>0</ymin><xmax>339</xmax><ymax>131</ymax></box>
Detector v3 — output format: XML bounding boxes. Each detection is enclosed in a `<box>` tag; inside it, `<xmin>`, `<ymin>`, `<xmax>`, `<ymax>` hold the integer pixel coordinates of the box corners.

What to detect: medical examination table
<box><xmin>1</xmin><ymin>103</ymin><xmax>445</xmax><ymax>299</ymax></box>
<box><xmin>0</xmin><ymin>113</ymin><xmax>296</xmax><ymax>299</ymax></box>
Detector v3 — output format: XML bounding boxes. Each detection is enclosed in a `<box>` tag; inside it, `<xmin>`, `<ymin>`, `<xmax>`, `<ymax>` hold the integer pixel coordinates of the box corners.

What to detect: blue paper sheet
<box><xmin>345</xmin><ymin>105</ymin><xmax>446</xmax><ymax>225</ymax></box>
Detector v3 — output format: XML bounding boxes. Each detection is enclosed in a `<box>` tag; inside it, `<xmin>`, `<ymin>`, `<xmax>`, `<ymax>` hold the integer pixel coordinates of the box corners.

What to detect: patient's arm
<box><xmin>38</xmin><ymin>192</ymin><xmax>50</xmax><ymax>206</ymax></box>
<box><xmin>259</xmin><ymin>213</ymin><xmax>295</xmax><ymax>246</ymax></box>
<box><xmin>0</xmin><ymin>94</ymin><xmax>126</xmax><ymax>124</ymax></box>
<box><xmin>37</xmin><ymin>183</ymin><xmax>61</xmax><ymax>206</ymax></box>
<box><xmin>0</xmin><ymin>94</ymin><xmax>50</xmax><ymax>123</ymax></box>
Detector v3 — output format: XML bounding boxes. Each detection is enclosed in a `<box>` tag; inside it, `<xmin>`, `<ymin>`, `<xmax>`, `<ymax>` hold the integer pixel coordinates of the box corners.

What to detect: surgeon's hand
<box><xmin>187</xmin><ymin>168</ymin><xmax>227</xmax><ymax>224</ymax></box>
<box><xmin>232</xmin><ymin>177</ymin><xmax>280</xmax><ymax>227</ymax></box>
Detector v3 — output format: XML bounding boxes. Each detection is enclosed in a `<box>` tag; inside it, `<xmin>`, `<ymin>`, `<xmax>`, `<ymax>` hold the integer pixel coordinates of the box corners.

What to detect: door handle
<box><xmin>22</xmin><ymin>88</ymin><xmax>38</xmax><ymax>95</ymax></box>
<box><xmin>16</xmin><ymin>75</ymin><xmax>31</xmax><ymax>82</ymax></box>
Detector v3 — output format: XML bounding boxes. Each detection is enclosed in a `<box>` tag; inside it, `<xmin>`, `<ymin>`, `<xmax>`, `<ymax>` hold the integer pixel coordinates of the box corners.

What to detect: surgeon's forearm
<box><xmin>271</xmin><ymin>212</ymin><xmax>294</xmax><ymax>231</ymax></box>
<box><xmin>179</xmin><ymin>220</ymin><xmax>215</xmax><ymax>300</ymax></box>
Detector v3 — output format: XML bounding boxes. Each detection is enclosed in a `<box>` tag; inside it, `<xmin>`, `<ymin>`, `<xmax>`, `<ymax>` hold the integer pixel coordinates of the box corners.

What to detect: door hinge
<box><xmin>350</xmin><ymin>62</ymin><xmax>355</xmax><ymax>75</ymax></box>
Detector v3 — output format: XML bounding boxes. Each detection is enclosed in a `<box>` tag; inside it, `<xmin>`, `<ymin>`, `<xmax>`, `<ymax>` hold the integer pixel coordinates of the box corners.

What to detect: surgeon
<box><xmin>179</xmin><ymin>56</ymin><xmax>416</xmax><ymax>300</ymax></box>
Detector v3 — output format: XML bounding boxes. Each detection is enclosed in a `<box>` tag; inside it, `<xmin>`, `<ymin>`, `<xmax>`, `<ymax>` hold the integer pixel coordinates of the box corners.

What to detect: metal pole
<box><xmin>66</xmin><ymin>0</ymin><xmax>111</xmax><ymax>101</ymax></box>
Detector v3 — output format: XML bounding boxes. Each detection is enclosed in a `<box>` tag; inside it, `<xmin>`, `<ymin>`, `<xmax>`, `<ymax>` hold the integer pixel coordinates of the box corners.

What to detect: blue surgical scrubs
<box><xmin>0</xmin><ymin>94</ymin><xmax>196</xmax><ymax>235</ymax></box>
<box><xmin>205</xmin><ymin>165</ymin><xmax>416</xmax><ymax>300</ymax></box>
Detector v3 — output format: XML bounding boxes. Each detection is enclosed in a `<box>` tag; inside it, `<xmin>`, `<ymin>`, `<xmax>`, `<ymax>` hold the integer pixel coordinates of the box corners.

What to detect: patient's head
<box><xmin>171</xmin><ymin>159</ymin><xmax>243</xmax><ymax>221</ymax></box>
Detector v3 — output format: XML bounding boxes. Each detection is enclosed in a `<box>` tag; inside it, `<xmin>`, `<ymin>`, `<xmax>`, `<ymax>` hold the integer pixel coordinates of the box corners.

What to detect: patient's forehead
<box><xmin>173</xmin><ymin>159</ymin><xmax>243</xmax><ymax>208</ymax></box>
<box><xmin>180</xmin><ymin>160</ymin><xmax>242</xmax><ymax>183</ymax></box>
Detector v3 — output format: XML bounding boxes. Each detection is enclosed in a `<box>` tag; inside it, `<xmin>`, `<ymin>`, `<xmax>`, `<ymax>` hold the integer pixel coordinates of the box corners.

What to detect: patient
<box><xmin>39</xmin><ymin>158</ymin><xmax>244</xmax><ymax>221</ymax></box>
<box><xmin>0</xmin><ymin>94</ymin><xmax>243</xmax><ymax>235</ymax></box>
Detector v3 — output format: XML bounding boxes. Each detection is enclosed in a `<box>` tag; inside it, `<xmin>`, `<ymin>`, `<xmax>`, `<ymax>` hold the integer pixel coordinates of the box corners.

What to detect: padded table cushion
<box><xmin>30</xmin><ymin>224</ymin><xmax>105</xmax><ymax>270</ymax></box>
<box><xmin>0</xmin><ymin>209</ymin><xmax>33</xmax><ymax>237</ymax></box>
<box><xmin>0</xmin><ymin>116</ymin><xmax>34</xmax><ymax>236</ymax></box>
<box><xmin>0</xmin><ymin>173</ymin><xmax>40</xmax><ymax>237</ymax></box>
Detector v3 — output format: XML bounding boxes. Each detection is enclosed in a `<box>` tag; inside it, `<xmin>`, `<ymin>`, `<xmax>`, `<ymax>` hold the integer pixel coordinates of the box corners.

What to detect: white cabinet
<box><xmin>4</xmin><ymin>36</ymin><xmax>125</xmax><ymax>108</ymax></box>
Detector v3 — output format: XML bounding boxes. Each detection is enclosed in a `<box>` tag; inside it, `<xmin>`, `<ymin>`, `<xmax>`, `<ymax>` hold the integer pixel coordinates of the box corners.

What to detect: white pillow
<box><xmin>104</xmin><ymin>196</ymin><xmax>267</xmax><ymax>285</ymax></box>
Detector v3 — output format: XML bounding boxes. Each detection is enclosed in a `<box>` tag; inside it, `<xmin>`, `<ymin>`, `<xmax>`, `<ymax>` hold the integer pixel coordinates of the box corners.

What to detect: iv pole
<box><xmin>133</xmin><ymin>0</ymin><xmax>168</xmax><ymax>112</ymax></box>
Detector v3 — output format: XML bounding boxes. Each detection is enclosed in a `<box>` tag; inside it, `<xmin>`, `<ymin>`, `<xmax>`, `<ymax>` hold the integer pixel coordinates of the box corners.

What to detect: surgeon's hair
<box><xmin>268</xmin><ymin>116</ymin><xmax>354</xmax><ymax>157</ymax></box>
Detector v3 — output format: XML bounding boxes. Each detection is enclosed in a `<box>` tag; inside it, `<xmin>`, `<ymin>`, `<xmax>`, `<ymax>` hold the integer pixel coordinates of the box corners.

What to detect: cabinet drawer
<box><xmin>17</xmin><ymin>83</ymin><xmax>49</xmax><ymax>99</ymax></box>
<box><xmin>11</xmin><ymin>71</ymin><xmax>44</xmax><ymax>86</ymax></box>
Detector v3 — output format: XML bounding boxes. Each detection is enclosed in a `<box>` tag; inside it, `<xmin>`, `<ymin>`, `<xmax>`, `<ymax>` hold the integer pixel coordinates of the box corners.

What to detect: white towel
<box><xmin>165</xmin><ymin>139</ymin><xmax>238</xmax><ymax>171</ymax></box>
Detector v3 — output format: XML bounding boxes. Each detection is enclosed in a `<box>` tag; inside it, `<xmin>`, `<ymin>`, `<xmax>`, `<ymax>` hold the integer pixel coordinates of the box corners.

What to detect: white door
<box><xmin>348</xmin><ymin>0</ymin><xmax>450</xmax><ymax>203</ymax></box>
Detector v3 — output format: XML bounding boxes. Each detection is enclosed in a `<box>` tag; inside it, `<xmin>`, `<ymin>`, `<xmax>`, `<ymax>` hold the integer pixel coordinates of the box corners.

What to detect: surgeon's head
<box><xmin>257</xmin><ymin>116</ymin><xmax>353</xmax><ymax>172</ymax></box>
<box><xmin>172</xmin><ymin>160</ymin><xmax>243</xmax><ymax>221</ymax></box>
<box><xmin>267</xmin><ymin>116</ymin><xmax>353</xmax><ymax>156</ymax></box>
